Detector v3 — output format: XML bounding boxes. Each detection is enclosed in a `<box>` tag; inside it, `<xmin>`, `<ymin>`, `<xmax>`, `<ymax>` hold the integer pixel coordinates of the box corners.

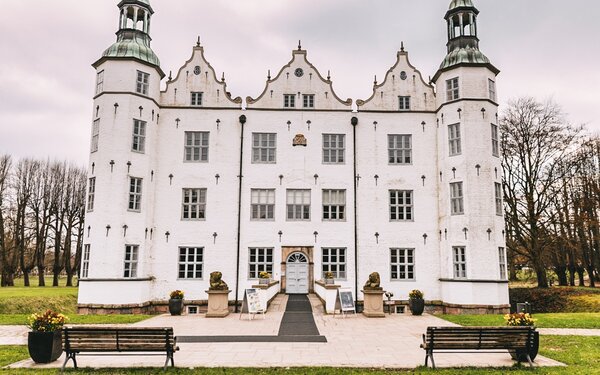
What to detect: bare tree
<box><xmin>501</xmin><ymin>97</ymin><xmax>583</xmax><ymax>288</ymax></box>
<box><xmin>0</xmin><ymin>155</ymin><xmax>13</xmax><ymax>285</ymax></box>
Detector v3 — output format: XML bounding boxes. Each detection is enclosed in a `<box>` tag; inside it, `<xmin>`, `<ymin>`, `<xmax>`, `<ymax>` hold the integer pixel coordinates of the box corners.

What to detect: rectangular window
<box><xmin>191</xmin><ymin>92</ymin><xmax>203</xmax><ymax>106</ymax></box>
<box><xmin>323</xmin><ymin>189</ymin><xmax>346</xmax><ymax>221</ymax></box>
<box><xmin>178</xmin><ymin>247</ymin><xmax>203</xmax><ymax>279</ymax></box>
<box><xmin>322</xmin><ymin>134</ymin><xmax>345</xmax><ymax>164</ymax></box>
<box><xmin>388</xmin><ymin>134</ymin><xmax>412</xmax><ymax>164</ymax></box>
<box><xmin>491</xmin><ymin>124</ymin><xmax>499</xmax><ymax>157</ymax></box>
<box><xmin>81</xmin><ymin>244</ymin><xmax>91</xmax><ymax>279</ymax></box>
<box><xmin>448</xmin><ymin>123</ymin><xmax>461</xmax><ymax>156</ymax></box>
<box><xmin>398</xmin><ymin>96</ymin><xmax>411</xmax><ymax>110</ymax></box>
<box><xmin>128</xmin><ymin>177</ymin><xmax>142</xmax><ymax>212</ymax></box>
<box><xmin>91</xmin><ymin>119</ymin><xmax>100</xmax><ymax>153</ymax></box>
<box><xmin>495</xmin><ymin>182</ymin><xmax>503</xmax><ymax>216</ymax></box>
<box><xmin>252</xmin><ymin>133</ymin><xmax>276</xmax><ymax>163</ymax></box>
<box><xmin>453</xmin><ymin>246</ymin><xmax>467</xmax><ymax>278</ymax></box>
<box><xmin>322</xmin><ymin>248</ymin><xmax>346</xmax><ymax>279</ymax></box>
<box><xmin>303</xmin><ymin>94</ymin><xmax>315</xmax><ymax>108</ymax></box>
<box><xmin>389</xmin><ymin>190</ymin><xmax>413</xmax><ymax>221</ymax></box>
<box><xmin>284</xmin><ymin>94</ymin><xmax>295</xmax><ymax>108</ymax></box>
<box><xmin>184</xmin><ymin>131</ymin><xmax>209</xmax><ymax>162</ymax></box>
<box><xmin>287</xmin><ymin>189</ymin><xmax>310</xmax><ymax>221</ymax></box>
<box><xmin>132</xmin><ymin>119</ymin><xmax>146</xmax><ymax>153</ymax></box>
<box><xmin>450</xmin><ymin>182</ymin><xmax>464</xmax><ymax>215</ymax></box>
<box><xmin>488</xmin><ymin>79</ymin><xmax>497</xmax><ymax>102</ymax></box>
<box><xmin>123</xmin><ymin>245</ymin><xmax>139</xmax><ymax>278</ymax></box>
<box><xmin>498</xmin><ymin>247</ymin><xmax>507</xmax><ymax>280</ymax></box>
<box><xmin>390</xmin><ymin>248</ymin><xmax>415</xmax><ymax>280</ymax></box>
<box><xmin>136</xmin><ymin>70</ymin><xmax>149</xmax><ymax>95</ymax></box>
<box><xmin>251</xmin><ymin>189</ymin><xmax>275</xmax><ymax>220</ymax></box>
<box><xmin>248</xmin><ymin>248</ymin><xmax>273</xmax><ymax>279</ymax></box>
<box><xmin>87</xmin><ymin>177</ymin><xmax>96</xmax><ymax>212</ymax></box>
<box><xmin>182</xmin><ymin>188</ymin><xmax>207</xmax><ymax>220</ymax></box>
<box><xmin>446</xmin><ymin>77</ymin><xmax>459</xmax><ymax>101</ymax></box>
<box><xmin>95</xmin><ymin>70</ymin><xmax>104</xmax><ymax>95</ymax></box>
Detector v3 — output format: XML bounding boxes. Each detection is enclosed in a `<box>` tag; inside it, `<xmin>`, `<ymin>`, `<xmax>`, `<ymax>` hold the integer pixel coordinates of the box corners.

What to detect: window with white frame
<box><xmin>303</xmin><ymin>94</ymin><xmax>314</xmax><ymax>108</ymax></box>
<box><xmin>495</xmin><ymin>182</ymin><xmax>503</xmax><ymax>216</ymax></box>
<box><xmin>251</xmin><ymin>189</ymin><xmax>275</xmax><ymax>220</ymax></box>
<box><xmin>95</xmin><ymin>70</ymin><xmax>104</xmax><ymax>95</ymax></box>
<box><xmin>390</xmin><ymin>248</ymin><xmax>415</xmax><ymax>280</ymax></box>
<box><xmin>389</xmin><ymin>190</ymin><xmax>413</xmax><ymax>221</ymax></box>
<box><xmin>448</xmin><ymin>123</ymin><xmax>461</xmax><ymax>156</ymax></box>
<box><xmin>252</xmin><ymin>133</ymin><xmax>276</xmax><ymax>163</ymax></box>
<box><xmin>191</xmin><ymin>92</ymin><xmax>203</xmax><ymax>106</ymax></box>
<box><xmin>248</xmin><ymin>248</ymin><xmax>273</xmax><ymax>278</ymax></box>
<box><xmin>284</xmin><ymin>94</ymin><xmax>295</xmax><ymax>108</ymax></box>
<box><xmin>388</xmin><ymin>134</ymin><xmax>412</xmax><ymax>164</ymax></box>
<box><xmin>91</xmin><ymin>119</ymin><xmax>100</xmax><ymax>153</ymax></box>
<box><xmin>322</xmin><ymin>248</ymin><xmax>346</xmax><ymax>279</ymax></box>
<box><xmin>87</xmin><ymin>177</ymin><xmax>96</xmax><ymax>212</ymax></box>
<box><xmin>132</xmin><ymin>119</ymin><xmax>146</xmax><ymax>153</ymax></box>
<box><xmin>453</xmin><ymin>246</ymin><xmax>467</xmax><ymax>278</ymax></box>
<box><xmin>184</xmin><ymin>131</ymin><xmax>209</xmax><ymax>162</ymax></box>
<box><xmin>286</xmin><ymin>189</ymin><xmax>310</xmax><ymax>221</ymax></box>
<box><xmin>446</xmin><ymin>77</ymin><xmax>459</xmax><ymax>101</ymax></box>
<box><xmin>398</xmin><ymin>96</ymin><xmax>411</xmax><ymax>110</ymax></box>
<box><xmin>323</xmin><ymin>189</ymin><xmax>346</xmax><ymax>221</ymax></box>
<box><xmin>491</xmin><ymin>123</ymin><xmax>499</xmax><ymax>157</ymax></box>
<box><xmin>128</xmin><ymin>177</ymin><xmax>142</xmax><ymax>211</ymax></box>
<box><xmin>81</xmin><ymin>244</ymin><xmax>90</xmax><ymax>278</ymax></box>
<box><xmin>178</xmin><ymin>247</ymin><xmax>203</xmax><ymax>279</ymax></box>
<box><xmin>488</xmin><ymin>79</ymin><xmax>497</xmax><ymax>102</ymax></box>
<box><xmin>322</xmin><ymin>134</ymin><xmax>345</xmax><ymax>164</ymax></box>
<box><xmin>450</xmin><ymin>182</ymin><xmax>464</xmax><ymax>215</ymax></box>
<box><xmin>136</xmin><ymin>70</ymin><xmax>149</xmax><ymax>95</ymax></box>
<box><xmin>123</xmin><ymin>245</ymin><xmax>139</xmax><ymax>278</ymax></box>
<box><xmin>498</xmin><ymin>247</ymin><xmax>507</xmax><ymax>280</ymax></box>
<box><xmin>182</xmin><ymin>188</ymin><xmax>207</xmax><ymax>220</ymax></box>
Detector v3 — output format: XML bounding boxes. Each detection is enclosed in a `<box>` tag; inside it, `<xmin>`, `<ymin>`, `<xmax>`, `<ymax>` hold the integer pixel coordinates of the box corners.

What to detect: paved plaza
<box><xmin>7</xmin><ymin>294</ymin><xmax>567</xmax><ymax>369</ymax></box>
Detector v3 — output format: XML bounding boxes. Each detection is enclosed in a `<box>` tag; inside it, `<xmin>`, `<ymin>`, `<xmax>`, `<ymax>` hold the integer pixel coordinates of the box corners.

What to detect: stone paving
<box><xmin>7</xmin><ymin>294</ymin><xmax>568</xmax><ymax>369</ymax></box>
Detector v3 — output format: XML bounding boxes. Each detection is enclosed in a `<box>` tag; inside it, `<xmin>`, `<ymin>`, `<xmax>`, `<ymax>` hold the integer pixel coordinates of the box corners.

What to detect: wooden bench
<box><xmin>420</xmin><ymin>326</ymin><xmax>536</xmax><ymax>368</ymax></box>
<box><xmin>62</xmin><ymin>327</ymin><xmax>179</xmax><ymax>371</ymax></box>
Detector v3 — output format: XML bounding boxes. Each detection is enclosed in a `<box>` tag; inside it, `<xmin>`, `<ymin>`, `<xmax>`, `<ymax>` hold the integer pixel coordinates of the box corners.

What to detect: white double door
<box><xmin>286</xmin><ymin>263</ymin><xmax>309</xmax><ymax>294</ymax></box>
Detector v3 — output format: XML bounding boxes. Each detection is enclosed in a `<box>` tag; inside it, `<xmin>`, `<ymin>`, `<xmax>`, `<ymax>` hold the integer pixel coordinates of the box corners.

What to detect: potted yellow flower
<box><xmin>27</xmin><ymin>310</ymin><xmax>68</xmax><ymax>363</ymax></box>
<box><xmin>169</xmin><ymin>290</ymin><xmax>184</xmax><ymax>315</ymax></box>
<box><xmin>505</xmin><ymin>313</ymin><xmax>539</xmax><ymax>361</ymax></box>
<box><xmin>258</xmin><ymin>271</ymin><xmax>271</xmax><ymax>285</ymax></box>
<box><xmin>408</xmin><ymin>289</ymin><xmax>425</xmax><ymax>315</ymax></box>
<box><xmin>324</xmin><ymin>271</ymin><xmax>335</xmax><ymax>285</ymax></box>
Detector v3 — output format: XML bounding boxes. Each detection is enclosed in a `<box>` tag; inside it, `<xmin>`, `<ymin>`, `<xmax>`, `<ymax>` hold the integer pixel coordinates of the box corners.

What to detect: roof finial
<box><xmin>196</xmin><ymin>36</ymin><xmax>201</xmax><ymax>47</ymax></box>
<box><xmin>267</xmin><ymin>69</ymin><xmax>271</xmax><ymax>80</ymax></box>
<box><xmin>401</xmin><ymin>41</ymin><xmax>405</xmax><ymax>52</ymax></box>
<box><xmin>327</xmin><ymin>70</ymin><xmax>331</xmax><ymax>81</ymax></box>
<box><xmin>168</xmin><ymin>71</ymin><xmax>172</xmax><ymax>81</ymax></box>
<box><xmin>298</xmin><ymin>40</ymin><xmax>302</xmax><ymax>50</ymax></box>
<box><xmin>374</xmin><ymin>75</ymin><xmax>378</xmax><ymax>85</ymax></box>
<box><xmin>221</xmin><ymin>72</ymin><xmax>225</xmax><ymax>82</ymax></box>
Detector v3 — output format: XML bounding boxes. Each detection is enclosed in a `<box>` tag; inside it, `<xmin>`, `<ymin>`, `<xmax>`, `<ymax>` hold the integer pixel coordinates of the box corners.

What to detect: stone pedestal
<box><xmin>362</xmin><ymin>289</ymin><xmax>385</xmax><ymax>318</ymax></box>
<box><xmin>205</xmin><ymin>290</ymin><xmax>231</xmax><ymax>318</ymax></box>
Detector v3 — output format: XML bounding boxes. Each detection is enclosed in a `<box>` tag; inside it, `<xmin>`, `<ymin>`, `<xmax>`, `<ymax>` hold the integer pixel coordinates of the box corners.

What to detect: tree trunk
<box><xmin>577</xmin><ymin>266</ymin><xmax>586</xmax><ymax>286</ymax></box>
<box><xmin>554</xmin><ymin>265</ymin><xmax>568</xmax><ymax>286</ymax></box>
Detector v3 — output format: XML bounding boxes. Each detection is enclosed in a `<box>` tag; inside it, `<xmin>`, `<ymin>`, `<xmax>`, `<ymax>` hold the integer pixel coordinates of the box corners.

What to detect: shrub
<box><xmin>27</xmin><ymin>310</ymin><xmax>68</xmax><ymax>332</ymax></box>
<box><xmin>509</xmin><ymin>287</ymin><xmax>600</xmax><ymax>313</ymax></box>
<box><xmin>169</xmin><ymin>290</ymin><xmax>184</xmax><ymax>299</ymax></box>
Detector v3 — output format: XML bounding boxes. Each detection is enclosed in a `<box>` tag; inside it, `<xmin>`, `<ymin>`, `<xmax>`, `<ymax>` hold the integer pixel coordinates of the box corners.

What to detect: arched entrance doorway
<box><xmin>286</xmin><ymin>252</ymin><xmax>309</xmax><ymax>294</ymax></box>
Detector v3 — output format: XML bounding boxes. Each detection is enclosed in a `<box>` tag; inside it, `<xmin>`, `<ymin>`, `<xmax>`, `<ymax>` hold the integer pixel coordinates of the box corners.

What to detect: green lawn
<box><xmin>0</xmin><ymin>336</ymin><xmax>599</xmax><ymax>374</ymax></box>
<box><xmin>0</xmin><ymin>278</ymin><xmax>151</xmax><ymax>325</ymax></box>
<box><xmin>439</xmin><ymin>312</ymin><xmax>600</xmax><ymax>329</ymax></box>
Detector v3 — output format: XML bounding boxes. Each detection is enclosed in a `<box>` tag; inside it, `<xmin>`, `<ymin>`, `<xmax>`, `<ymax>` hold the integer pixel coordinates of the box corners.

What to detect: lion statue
<box><xmin>363</xmin><ymin>272</ymin><xmax>382</xmax><ymax>290</ymax></box>
<box><xmin>209</xmin><ymin>271</ymin><xmax>229</xmax><ymax>291</ymax></box>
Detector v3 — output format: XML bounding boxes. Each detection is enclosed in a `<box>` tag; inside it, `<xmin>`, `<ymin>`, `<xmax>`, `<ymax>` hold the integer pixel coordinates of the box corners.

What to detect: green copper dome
<box><xmin>102</xmin><ymin>35</ymin><xmax>160</xmax><ymax>67</ymax></box>
<box><xmin>439</xmin><ymin>46</ymin><xmax>490</xmax><ymax>70</ymax></box>
<box><xmin>449</xmin><ymin>0</ymin><xmax>474</xmax><ymax>9</ymax></box>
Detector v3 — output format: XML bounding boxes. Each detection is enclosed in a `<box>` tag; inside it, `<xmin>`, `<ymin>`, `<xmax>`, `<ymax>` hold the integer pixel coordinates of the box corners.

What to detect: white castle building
<box><xmin>79</xmin><ymin>0</ymin><xmax>509</xmax><ymax>314</ymax></box>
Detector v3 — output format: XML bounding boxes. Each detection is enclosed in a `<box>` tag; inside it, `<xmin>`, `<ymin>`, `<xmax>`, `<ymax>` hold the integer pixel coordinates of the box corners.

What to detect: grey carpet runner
<box><xmin>178</xmin><ymin>294</ymin><xmax>326</xmax><ymax>343</ymax></box>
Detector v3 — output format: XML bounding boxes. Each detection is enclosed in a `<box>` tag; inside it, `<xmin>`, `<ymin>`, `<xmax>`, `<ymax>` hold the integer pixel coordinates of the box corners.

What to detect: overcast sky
<box><xmin>1</xmin><ymin>0</ymin><xmax>599</xmax><ymax>164</ymax></box>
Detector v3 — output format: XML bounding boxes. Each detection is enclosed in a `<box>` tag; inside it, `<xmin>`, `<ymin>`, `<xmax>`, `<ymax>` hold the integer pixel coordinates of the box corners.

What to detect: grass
<box><xmin>0</xmin><ymin>336</ymin><xmax>599</xmax><ymax>374</ymax></box>
<box><xmin>439</xmin><ymin>312</ymin><xmax>600</xmax><ymax>329</ymax></box>
<box><xmin>0</xmin><ymin>314</ymin><xmax>152</xmax><ymax>326</ymax></box>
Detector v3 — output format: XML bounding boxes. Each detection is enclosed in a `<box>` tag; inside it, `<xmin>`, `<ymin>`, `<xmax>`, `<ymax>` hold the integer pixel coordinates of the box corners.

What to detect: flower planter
<box><xmin>509</xmin><ymin>330</ymin><xmax>539</xmax><ymax>362</ymax></box>
<box><xmin>28</xmin><ymin>331</ymin><xmax>62</xmax><ymax>363</ymax></box>
<box><xmin>168</xmin><ymin>298</ymin><xmax>184</xmax><ymax>315</ymax></box>
<box><xmin>325</xmin><ymin>279</ymin><xmax>334</xmax><ymax>285</ymax></box>
<box><xmin>259</xmin><ymin>278</ymin><xmax>270</xmax><ymax>285</ymax></box>
<box><xmin>409</xmin><ymin>298</ymin><xmax>425</xmax><ymax>315</ymax></box>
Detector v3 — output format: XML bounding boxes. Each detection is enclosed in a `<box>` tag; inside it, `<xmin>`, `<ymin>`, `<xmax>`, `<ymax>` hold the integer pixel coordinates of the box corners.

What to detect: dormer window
<box><xmin>191</xmin><ymin>92</ymin><xmax>203</xmax><ymax>106</ymax></box>
<box><xmin>284</xmin><ymin>94</ymin><xmax>296</xmax><ymax>108</ymax></box>
<box><xmin>136</xmin><ymin>70</ymin><xmax>149</xmax><ymax>95</ymax></box>
<box><xmin>303</xmin><ymin>94</ymin><xmax>314</xmax><ymax>108</ymax></box>
<box><xmin>446</xmin><ymin>77</ymin><xmax>459</xmax><ymax>101</ymax></box>
<box><xmin>398</xmin><ymin>96</ymin><xmax>411</xmax><ymax>110</ymax></box>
